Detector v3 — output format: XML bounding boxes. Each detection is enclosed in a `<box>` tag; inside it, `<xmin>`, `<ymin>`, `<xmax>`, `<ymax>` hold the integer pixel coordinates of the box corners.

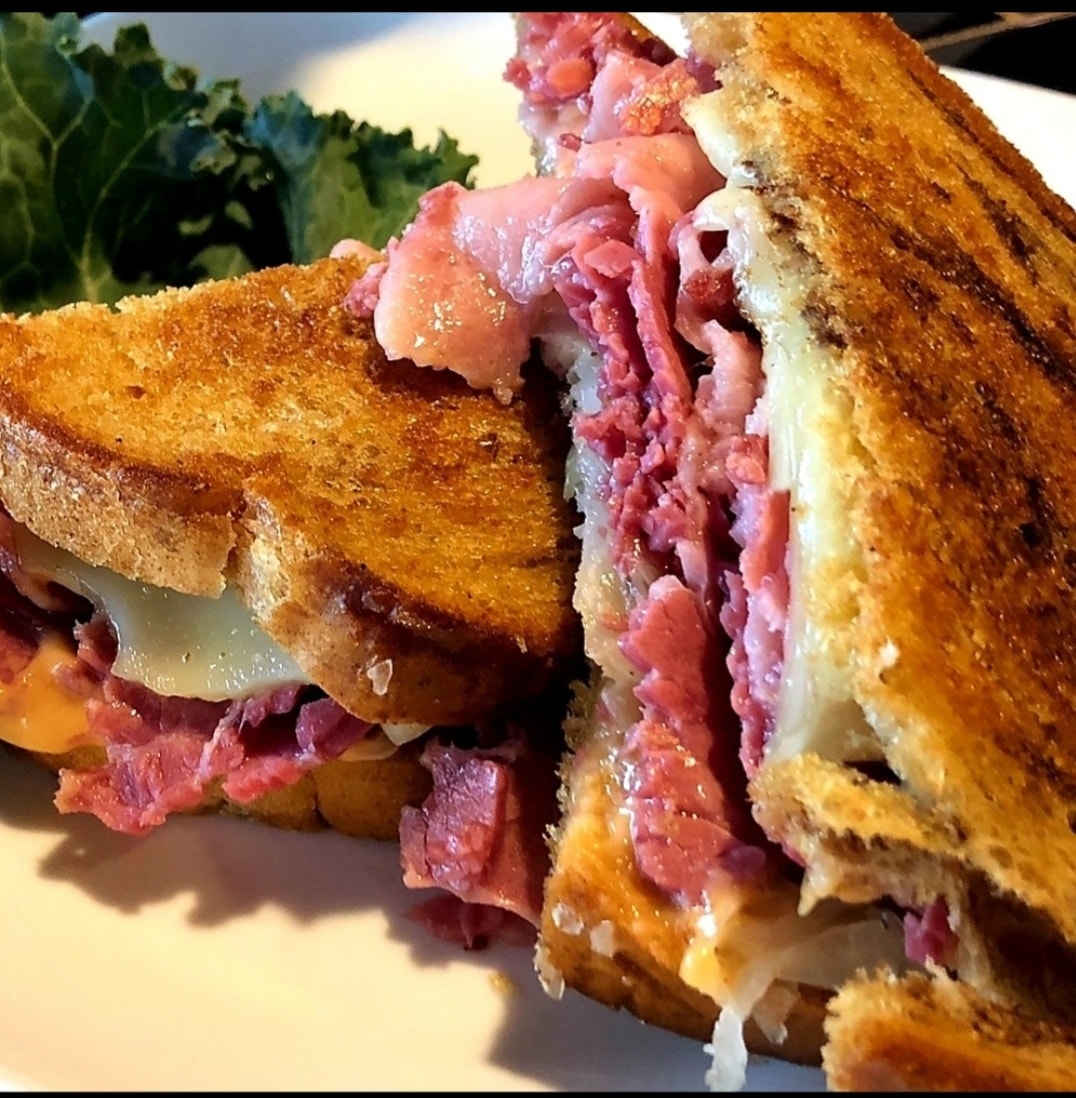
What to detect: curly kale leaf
<box><xmin>244</xmin><ymin>92</ymin><xmax>478</xmax><ymax>263</ymax></box>
<box><xmin>0</xmin><ymin>13</ymin><xmax>478</xmax><ymax>312</ymax></box>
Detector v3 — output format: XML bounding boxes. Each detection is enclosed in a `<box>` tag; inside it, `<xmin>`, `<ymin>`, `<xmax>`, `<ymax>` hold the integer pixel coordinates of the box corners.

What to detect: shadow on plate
<box><xmin>0</xmin><ymin>746</ymin><xmax>824</xmax><ymax>1091</ymax></box>
<box><xmin>0</xmin><ymin>746</ymin><xmax>410</xmax><ymax>926</ymax></box>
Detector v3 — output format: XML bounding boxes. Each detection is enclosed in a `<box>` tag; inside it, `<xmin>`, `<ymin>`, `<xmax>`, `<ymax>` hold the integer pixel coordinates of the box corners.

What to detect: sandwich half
<box><xmin>0</xmin><ymin>252</ymin><xmax>581</xmax><ymax>935</ymax></box>
<box><xmin>352</xmin><ymin>9</ymin><xmax>1076</xmax><ymax>1088</ymax></box>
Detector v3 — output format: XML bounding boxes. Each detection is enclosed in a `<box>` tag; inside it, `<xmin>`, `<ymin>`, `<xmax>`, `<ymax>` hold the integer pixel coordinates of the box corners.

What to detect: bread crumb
<box><xmin>535</xmin><ymin>943</ymin><xmax>565</xmax><ymax>1001</ymax></box>
<box><xmin>590</xmin><ymin>920</ymin><xmax>617</xmax><ymax>957</ymax></box>
<box><xmin>878</xmin><ymin>641</ymin><xmax>900</xmax><ymax>670</ymax></box>
<box><xmin>489</xmin><ymin>971</ymin><xmax>517</xmax><ymax>999</ymax></box>
<box><xmin>366</xmin><ymin>658</ymin><xmax>394</xmax><ymax>696</ymax></box>
<box><xmin>551</xmin><ymin>902</ymin><xmax>584</xmax><ymax>935</ymax></box>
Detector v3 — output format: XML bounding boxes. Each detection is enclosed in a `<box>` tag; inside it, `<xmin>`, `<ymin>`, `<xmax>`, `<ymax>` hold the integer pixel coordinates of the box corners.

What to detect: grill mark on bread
<box><xmin>903</xmin><ymin>67</ymin><xmax>1076</xmax><ymax>248</ymax></box>
<box><xmin>829</xmin><ymin>198</ymin><xmax>1076</xmax><ymax>390</ymax></box>
<box><xmin>797</xmin><ymin>201</ymin><xmax>1068</xmax><ymax>382</ymax></box>
<box><xmin>961</xmin><ymin>172</ymin><xmax>1036</xmax><ymax>264</ymax></box>
<box><xmin>964</xmin><ymin>383</ymin><xmax>1074</xmax><ymax>572</ymax></box>
<box><xmin>766</xmin><ymin>206</ymin><xmax>853</xmax><ymax>353</ymax></box>
<box><xmin>773</xmin><ymin>185</ymin><xmax>1067</xmax><ymax>376</ymax></box>
<box><xmin>897</xmin><ymin>274</ymin><xmax>944</xmax><ymax>322</ymax></box>
<box><xmin>912</xmin><ymin>241</ymin><xmax>1076</xmax><ymax>390</ymax></box>
<box><xmin>1018</xmin><ymin>475</ymin><xmax>1057</xmax><ymax>557</ymax></box>
<box><xmin>802</xmin><ymin>300</ymin><xmax>848</xmax><ymax>351</ymax></box>
<box><xmin>904</xmin><ymin>69</ymin><xmax>1022</xmax><ymax>189</ymax></box>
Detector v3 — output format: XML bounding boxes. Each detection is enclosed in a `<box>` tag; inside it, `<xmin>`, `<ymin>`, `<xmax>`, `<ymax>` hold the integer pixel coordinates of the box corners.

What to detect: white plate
<box><xmin>3</xmin><ymin>11</ymin><xmax>1075</xmax><ymax>1094</ymax></box>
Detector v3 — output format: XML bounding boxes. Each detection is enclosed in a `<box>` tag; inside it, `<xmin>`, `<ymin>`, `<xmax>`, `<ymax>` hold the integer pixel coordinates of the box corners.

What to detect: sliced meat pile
<box><xmin>353</xmin><ymin>11</ymin><xmax>787</xmax><ymax>909</ymax></box>
<box><xmin>352</xmin><ymin>11</ymin><xmax>948</xmax><ymax>976</ymax></box>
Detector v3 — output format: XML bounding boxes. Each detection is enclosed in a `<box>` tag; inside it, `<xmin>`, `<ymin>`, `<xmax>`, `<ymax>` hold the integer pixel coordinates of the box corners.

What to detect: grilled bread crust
<box><xmin>0</xmin><ymin>256</ymin><xmax>581</xmax><ymax>727</ymax></box>
<box><xmin>682</xmin><ymin>10</ymin><xmax>1076</xmax><ymax>1013</ymax></box>
<box><xmin>824</xmin><ymin>971</ymin><xmax>1076</xmax><ymax>1092</ymax></box>
<box><xmin>539</xmin><ymin>687</ymin><xmax>828</xmax><ymax>1063</ymax></box>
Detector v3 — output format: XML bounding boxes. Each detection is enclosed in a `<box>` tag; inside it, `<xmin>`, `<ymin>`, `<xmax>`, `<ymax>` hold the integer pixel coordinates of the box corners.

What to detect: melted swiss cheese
<box><xmin>1</xmin><ymin>525</ymin><xmax>432</xmax><ymax>756</ymax></box>
<box><xmin>13</xmin><ymin>525</ymin><xmax>308</xmax><ymax>702</ymax></box>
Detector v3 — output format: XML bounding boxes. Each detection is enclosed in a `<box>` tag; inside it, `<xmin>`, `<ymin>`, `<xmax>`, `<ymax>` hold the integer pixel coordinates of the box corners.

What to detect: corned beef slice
<box><xmin>54</xmin><ymin>622</ymin><xmax>375</xmax><ymax>835</ymax></box>
<box><xmin>400</xmin><ymin>731</ymin><xmax>560</xmax><ymax>928</ymax></box>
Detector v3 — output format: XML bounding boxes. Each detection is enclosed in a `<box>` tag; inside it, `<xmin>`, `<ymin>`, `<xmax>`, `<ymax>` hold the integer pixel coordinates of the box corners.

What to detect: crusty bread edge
<box><xmin>540</xmin><ymin>814</ymin><xmax>828</xmax><ymax>1064</ymax></box>
<box><xmin>0</xmin><ymin>404</ymin><xmax>238</xmax><ymax>596</ymax></box>
<box><xmin>537</xmin><ymin>679</ymin><xmax>826</xmax><ymax>1064</ymax></box>
<box><xmin>825</xmin><ymin>969</ymin><xmax>1076</xmax><ymax>1091</ymax></box>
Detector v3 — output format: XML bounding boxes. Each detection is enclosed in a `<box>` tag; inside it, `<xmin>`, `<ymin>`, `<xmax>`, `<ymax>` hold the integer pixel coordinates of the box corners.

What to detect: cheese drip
<box><xmin>0</xmin><ymin>632</ymin><xmax>91</xmax><ymax>754</ymax></box>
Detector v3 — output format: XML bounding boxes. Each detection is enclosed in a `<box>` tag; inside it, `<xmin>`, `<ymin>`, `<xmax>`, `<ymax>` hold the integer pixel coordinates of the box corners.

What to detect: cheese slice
<box><xmin>1</xmin><ymin>526</ymin><xmax>438</xmax><ymax>758</ymax></box>
<box><xmin>12</xmin><ymin>525</ymin><xmax>308</xmax><ymax>703</ymax></box>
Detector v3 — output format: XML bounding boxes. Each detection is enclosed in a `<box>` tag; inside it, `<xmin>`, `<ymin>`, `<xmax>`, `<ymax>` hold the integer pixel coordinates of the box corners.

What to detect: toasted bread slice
<box><xmin>0</xmin><ymin>255</ymin><xmax>581</xmax><ymax>727</ymax></box>
<box><xmin>679</xmin><ymin>9</ymin><xmax>1076</xmax><ymax>1017</ymax></box>
<box><xmin>538</xmin><ymin>681</ymin><xmax>828</xmax><ymax>1064</ymax></box>
<box><xmin>824</xmin><ymin>971</ymin><xmax>1076</xmax><ymax>1092</ymax></box>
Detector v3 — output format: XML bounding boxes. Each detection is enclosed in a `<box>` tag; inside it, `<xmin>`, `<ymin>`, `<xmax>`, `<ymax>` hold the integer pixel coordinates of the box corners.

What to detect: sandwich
<box><xmin>0</xmin><ymin>250</ymin><xmax>582</xmax><ymax>938</ymax></box>
<box><xmin>352</xmin><ymin>9</ymin><xmax>1076</xmax><ymax>1090</ymax></box>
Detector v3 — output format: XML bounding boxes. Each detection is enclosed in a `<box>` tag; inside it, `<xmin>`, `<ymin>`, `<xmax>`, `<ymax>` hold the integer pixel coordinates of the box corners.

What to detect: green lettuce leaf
<box><xmin>0</xmin><ymin>12</ymin><xmax>478</xmax><ymax>313</ymax></box>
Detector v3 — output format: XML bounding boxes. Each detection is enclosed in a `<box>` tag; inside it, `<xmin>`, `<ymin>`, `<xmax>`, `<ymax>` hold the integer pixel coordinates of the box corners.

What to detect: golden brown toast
<box><xmin>679</xmin><ymin>7</ymin><xmax>1076</xmax><ymax>1016</ymax></box>
<box><xmin>533</xmin><ymin>8</ymin><xmax>1076</xmax><ymax>1084</ymax></box>
<box><xmin>0</xmin><ymin>255</ymin><xmax>581</xmax><ymax>728</ymax></box>
<box><xmin>825</xmin><ymin>971</ymin><xmax>1076</xmax><ymax>1092</ymax></box>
